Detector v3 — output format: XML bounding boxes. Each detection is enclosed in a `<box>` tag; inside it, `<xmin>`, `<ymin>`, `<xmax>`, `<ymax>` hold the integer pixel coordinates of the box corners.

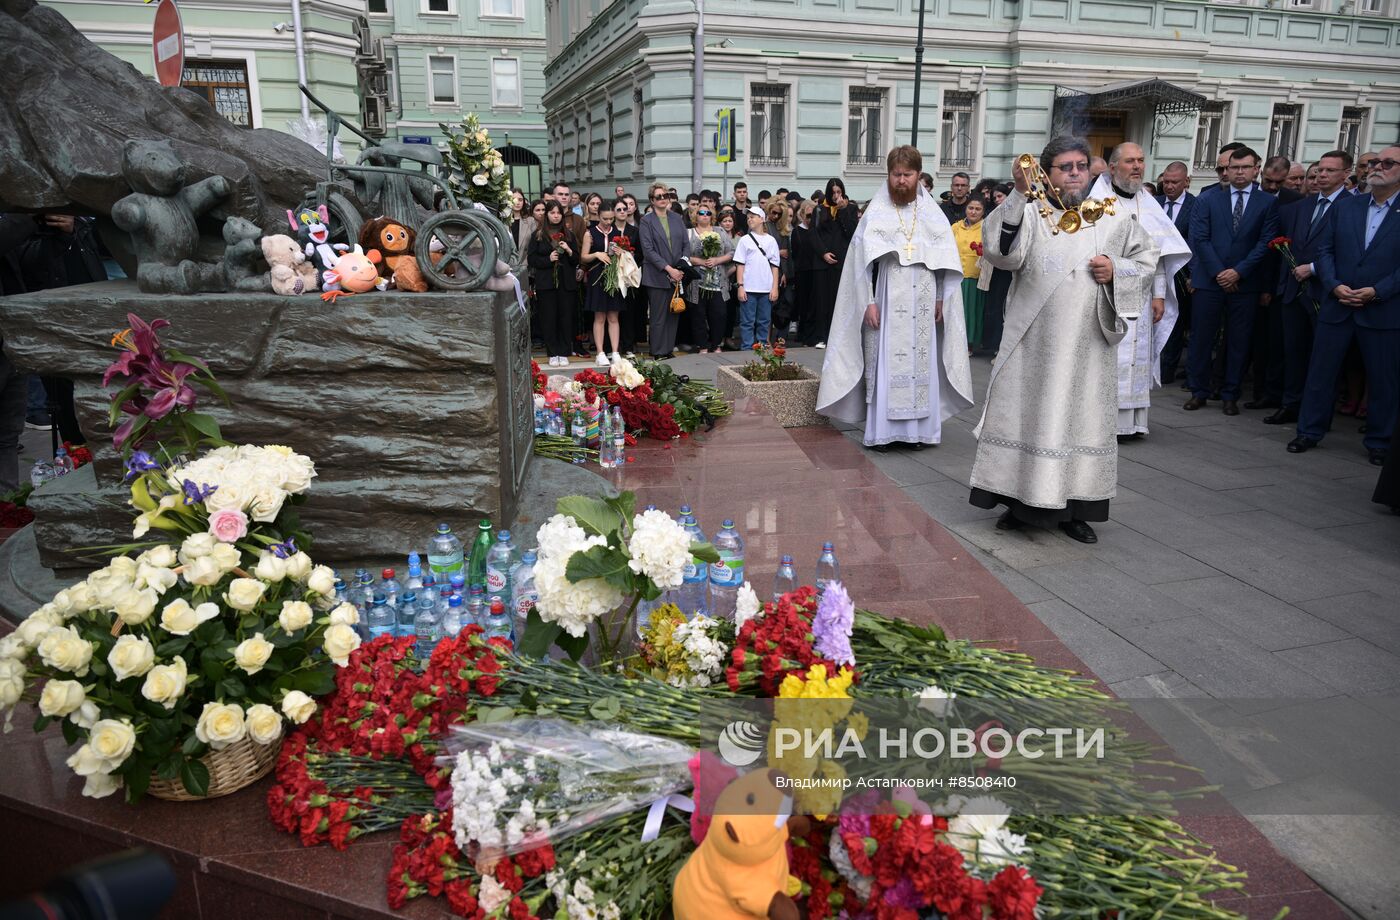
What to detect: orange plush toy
<box><xmin>359</xmin><ymin>217</ymin><xmax>428</xmax><ymax>292</ymax></box>
<box><xmin>673</xmin><ymin>769</ymin><xmax>802</xmax><ymax>920</ymax></box>
<box><xmin>320</xmin><ymin>246</ymin><xmax>388</xmax><ymax>302</ymax></box>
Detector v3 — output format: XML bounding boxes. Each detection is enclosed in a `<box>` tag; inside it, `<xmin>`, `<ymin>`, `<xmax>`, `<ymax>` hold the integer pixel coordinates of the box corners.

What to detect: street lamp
<box><xmin>910</xmin><ymin>0</ymin><xmax>926</xmax><ymax>146</ymax></box>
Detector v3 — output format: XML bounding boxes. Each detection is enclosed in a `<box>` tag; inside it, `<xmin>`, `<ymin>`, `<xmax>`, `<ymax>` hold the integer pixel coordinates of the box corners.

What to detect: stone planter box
<box><xmin>715</xmin><ymin>364</ymin><xmax>824</xmax><ymax>428</ymax></box>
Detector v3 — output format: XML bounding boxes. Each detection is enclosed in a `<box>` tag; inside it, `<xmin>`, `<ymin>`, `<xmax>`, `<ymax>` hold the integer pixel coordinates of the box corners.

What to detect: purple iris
<box><xmin>270</xmin><ymin>537</ymin><xmax>298</xmax><ymax>559</ymax></box>
<box><xmin>181</xmin><ymin>479</ymin><xmax>218</xmax><ymax>506</ymax></box>
<box><xmin>123</xmin><ymin>450</ymin><xmax>162</xmax><ymax>482</ymax></box>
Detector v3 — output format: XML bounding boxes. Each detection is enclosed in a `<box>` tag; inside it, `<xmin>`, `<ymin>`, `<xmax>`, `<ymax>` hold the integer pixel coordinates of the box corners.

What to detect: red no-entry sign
<box><xmin>152</xmin><ymin>0</ymin><xmax>184</xmax><ymax>87</ymax></box>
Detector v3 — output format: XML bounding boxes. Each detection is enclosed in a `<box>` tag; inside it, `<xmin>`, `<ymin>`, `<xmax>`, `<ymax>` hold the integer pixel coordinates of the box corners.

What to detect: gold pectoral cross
<box><xmin>904</xmin><ymin>241</ymin><xmax>915</xmax><ymax>259</ymax></box>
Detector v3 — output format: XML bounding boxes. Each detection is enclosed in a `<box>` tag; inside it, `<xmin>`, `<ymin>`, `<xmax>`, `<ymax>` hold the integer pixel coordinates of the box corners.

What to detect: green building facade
<box><xmin>542</xmin><ymin>0</ymin><xmax>1400</xmax><ymax>198</ymax></box>
<box><xmin>366</xmin><ymin>0</ymin><xmax>551</xmax><ymax>195</ymax></box>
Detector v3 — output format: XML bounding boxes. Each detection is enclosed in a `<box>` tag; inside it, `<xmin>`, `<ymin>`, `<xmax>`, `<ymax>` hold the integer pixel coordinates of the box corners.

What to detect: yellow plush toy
<box><xmin>673</xmin><ymin>769</ymin><xmax>802</xmax><ymax>920</ymax></box>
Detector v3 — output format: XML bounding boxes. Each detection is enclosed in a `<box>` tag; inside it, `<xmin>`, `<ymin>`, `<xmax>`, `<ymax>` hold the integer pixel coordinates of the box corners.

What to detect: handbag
<box><xmin>669</xmin><ymin>281</ymin><xmax>687</xmax><ymax>313</ymax></box>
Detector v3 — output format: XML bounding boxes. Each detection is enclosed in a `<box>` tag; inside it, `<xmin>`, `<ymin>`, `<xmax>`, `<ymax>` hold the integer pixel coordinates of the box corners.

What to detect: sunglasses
<box><xmin>1051</xmin><ymin>161</ymin><xmax>1090</xmax><ymax>173</ymax></box>
<box><xmin>697</xmin><ymin>209</ymin><xmax>711</xmax><ymax>216</ymax></box>
<box><xmin>1371</xmin><ymin>159</ymin><xmax>1399</xmax><ymax>170</ymax></box>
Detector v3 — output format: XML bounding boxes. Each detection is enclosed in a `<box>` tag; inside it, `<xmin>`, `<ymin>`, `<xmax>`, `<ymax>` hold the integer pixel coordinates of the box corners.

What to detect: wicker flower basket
<box><xmin>147</xmin><ymin>734</ymin><xmax>279</xmax><ymax>802</ymax></box>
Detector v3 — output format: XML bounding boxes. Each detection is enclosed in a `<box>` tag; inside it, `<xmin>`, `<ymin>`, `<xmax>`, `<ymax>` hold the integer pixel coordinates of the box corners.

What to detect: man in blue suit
<box><xmin>1156</xmin><ymin>162</ymin><xmax>1196</xmax><ymax>384</ymax></box>
<box><xmin>1289</xmin><ymin>146</ymin><xmax>1400</xmax><ymax>466</ymax></box>
<box><xmin>1186</xmin><ymin>146</ymin><xmax>1280</xmax><ymax>415</ymax></box>
<box><xmin>1265</xmin><ymin>150</ymin><xmax>1353</xmax><ymax>426</ymax></box>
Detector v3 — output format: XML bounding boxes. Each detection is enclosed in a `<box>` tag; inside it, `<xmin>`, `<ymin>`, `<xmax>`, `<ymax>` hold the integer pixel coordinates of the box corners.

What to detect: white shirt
<box><xmin>733</xmin><ymin>232</ymin><xmax>780</xmax><ymax>292</ymax></box>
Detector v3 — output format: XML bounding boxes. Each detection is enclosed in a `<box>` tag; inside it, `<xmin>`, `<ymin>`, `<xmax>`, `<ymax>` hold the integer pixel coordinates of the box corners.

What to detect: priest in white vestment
<box><xmin>817</xmin><ymin>145</ymin><xmax>974</xmax><ymax>450</ymax></box>
<box><xmin>1091</xmin><ymin>143</ymin><xmax>1192</xmax><ymax>437</ymax></box>
<box><xmin>968</xmin><ymin>136</ymin><xmax>1160</xmax><ymax>544</ymax></box>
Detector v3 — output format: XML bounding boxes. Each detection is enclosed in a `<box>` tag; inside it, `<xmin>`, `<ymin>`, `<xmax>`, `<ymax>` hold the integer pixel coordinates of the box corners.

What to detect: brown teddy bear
<box><xmin>359</xmin><ymin>216</ymin><xmax>428</xmax><ymax>292</ymax></box>
<box><xmin>260</xmin><ymin>233</ymin><xmax>319</xmax><ymax>295</ymax></box>
<box><xmin>673</xmin><ymin>768</ymin><xmax>804</xmax><ymax>920</ymax></box>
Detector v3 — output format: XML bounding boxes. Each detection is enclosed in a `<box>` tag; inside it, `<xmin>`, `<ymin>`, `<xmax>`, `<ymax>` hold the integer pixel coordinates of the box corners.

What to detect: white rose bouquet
<box><xmin>516</xmin><ymin>492</ymin><xmax>718</xmax><ymax>666</ymax></box>
<box><xmin>0</xmin><ymin>316</ymin><xmax>353</xmax><ymax>801</ymax></box>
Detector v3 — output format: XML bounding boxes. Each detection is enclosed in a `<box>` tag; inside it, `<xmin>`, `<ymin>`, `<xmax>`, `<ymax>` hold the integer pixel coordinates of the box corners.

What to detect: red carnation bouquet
<box><xmin>1269</xmin><ymin>236</ymin><xmax>1319</xmax><ymax>312</ymax></box>
<box><xmin>726</xmin><ymin>586</ymin><xmax>853</xmax><ymax>694</ymax></box>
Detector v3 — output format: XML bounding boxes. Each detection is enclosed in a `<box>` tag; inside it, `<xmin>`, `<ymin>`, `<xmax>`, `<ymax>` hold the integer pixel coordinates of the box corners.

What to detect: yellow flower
<box><xmin>846</xmin><ymin>710</ymin><xmax>870</xmax><ymax>741</ymax></box>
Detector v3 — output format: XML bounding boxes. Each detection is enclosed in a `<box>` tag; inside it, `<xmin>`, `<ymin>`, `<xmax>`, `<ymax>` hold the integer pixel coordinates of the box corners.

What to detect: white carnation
<box><xmin>626</xmin><ymin>509</ymin><xmax>691</xmax><ymax>590</ymax></box>
<box><xmin>734</xmin><ymin>582</ymin><xmax>761</xmax><ymax>628</ymax></box>
<box><xmin>916</xmin><ymin>684</ymin><xmax>957</xmax><ymax>718</ymax></box>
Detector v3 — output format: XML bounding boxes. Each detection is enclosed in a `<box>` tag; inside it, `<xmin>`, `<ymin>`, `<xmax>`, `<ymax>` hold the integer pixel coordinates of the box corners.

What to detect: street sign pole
<box><xmin>151</xmin><ymin>0</ymin><xmax>184</xmax><ymax>88</ymax></box>
<box><xmin>716</xmin><ymin>107</ymin><xmax>734</xmax><ymax>199</ymax></box>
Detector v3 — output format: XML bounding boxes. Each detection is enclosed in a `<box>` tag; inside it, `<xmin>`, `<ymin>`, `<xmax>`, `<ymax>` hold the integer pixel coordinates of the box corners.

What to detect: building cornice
<box><xmin>73</xmin><ymin>26</ymin><xmax>359</xmax><ymax>55</ymax></box>
<box><xmin>390</xmin><ymin>34</ymin><xmax>548</xmax><ymax>47</ymax></box>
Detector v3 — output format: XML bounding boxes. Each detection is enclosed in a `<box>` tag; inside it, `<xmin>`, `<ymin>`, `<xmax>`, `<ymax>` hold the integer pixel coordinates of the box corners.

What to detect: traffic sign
<box><xmin>716</xmin><ymin>108</ymin><xmax>734</xmax><ymax>163</ymax></box>
<box><xmin>152</xmin><ymin>0</ymin><xmax>184</xmax><ymax>88</ymax></box>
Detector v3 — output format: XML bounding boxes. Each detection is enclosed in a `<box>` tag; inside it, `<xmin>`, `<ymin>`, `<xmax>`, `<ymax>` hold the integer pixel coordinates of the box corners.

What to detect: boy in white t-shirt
<box><xmin>732</xmin><ymin>206</ymin><xmax>781</xmax><ymax>349</ymax></box>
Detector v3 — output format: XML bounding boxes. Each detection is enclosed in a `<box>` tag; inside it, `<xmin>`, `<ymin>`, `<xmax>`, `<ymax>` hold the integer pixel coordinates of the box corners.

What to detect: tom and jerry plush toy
<box><xmin>260</xmin><ymin>234</ymin><xmax>319</xmax><ymax>295</ymax></box>
<box><xmin>288</xmin><ymin>205</ymin><xmax>347</xmax><ymax>284</ymax></box>
<box><xmin>359</xmin><ymin>216</ymin><xmax>428</xmax><ymax>292</ymax></box>
<box><xmin>320</xmin><ymin>246</ymin><xmax>387</xmax><ymax>302</ymax></box>
<box><xmin>673</xmin><ymin>769</ymin><xmax>803</xmax><ymax>920</ymax></box>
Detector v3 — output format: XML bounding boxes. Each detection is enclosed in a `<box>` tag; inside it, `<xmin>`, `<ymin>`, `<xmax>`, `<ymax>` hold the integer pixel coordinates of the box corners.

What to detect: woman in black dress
<box><xmin>581</xmin><ymin>198</ymin><xmax>635</xmax><ymax>365</ymax></box>
<box><xmin>808</xmin><ymin>178</ymin><xmax>859</xmax><ymax>347</ymax></box>
<box><xmin>527</xmin><ymin>200</ymin><xmax>578</xmax><ymax>367</ymax></box>
<box><xmin>790</xmin><ymin>199</ymin><xmax>819</xmax><ymax>345</ymax></box>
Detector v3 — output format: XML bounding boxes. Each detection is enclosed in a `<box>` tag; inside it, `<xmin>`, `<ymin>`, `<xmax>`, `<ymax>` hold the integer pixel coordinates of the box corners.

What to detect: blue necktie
<box><xmin>1311</xmin><ymin>196</ymin><xmax>1329</xmax><ymax>230</ymax></box>
<box><xmin>1165</xmin><ymin>201</ymin><xmax>1176</xmax><ymax>220</ymax></box>
<box><xmin>1232</xmin><ymin>190</ymin><xmax>1244</xmax><ymax>234</ymax></box>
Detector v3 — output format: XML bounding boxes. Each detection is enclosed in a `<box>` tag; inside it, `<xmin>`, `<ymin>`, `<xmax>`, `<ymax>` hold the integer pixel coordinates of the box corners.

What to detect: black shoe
<box><xmin>1059</xmin><ymin>520</ymin><xmax>1098</xmax><ymax>543</ymax></box>
<box><xmin>868</xmin><ymin>443</ymin><xmax>890</xmax><ymax>453</ymax></box>
<box><xmin>995</xmin><ymin>509</ymin><xmax>1024</xmax><ymax>531</ymax></box>
<box><xmin>24</xmin><ymin>414</ymin><xmax>52</xmax><ymax>431</ymax></box>
<box><xmin>908</xmin><ymin>442</ymin><xmax>926</xmax><ymax>451</ymax></box>
<box><xmin>1222</xmin><ymin>400</ymin><xmax>1240</xmax><ymax>416</ymax></box>
<box><xmin>1369</xmin><ymin>449</ymin><xmax>1387</xmax><ymax>467</ymax></box>
<box><xmin>1244</xmin><ymin>398</ymin><xmax>1281</xmax><ymax>410</ymax></box>
<box><xmin>1287</xmin><ymin>436</ymin><xmax>1320</xmax><ymax>453</ymax></box>
<box><xmin>1183</xmin><ymin>397</ymin><xmax>1207</xmax><ymax>411</ymax></box>
<box><xmin>1263</xmin><ymin>407</ymin><xmax>1299</xmax><ymax>425</ymax></box>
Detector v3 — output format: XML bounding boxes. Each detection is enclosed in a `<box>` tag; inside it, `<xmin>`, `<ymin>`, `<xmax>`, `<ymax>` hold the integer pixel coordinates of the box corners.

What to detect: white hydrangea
<box><xmin>626</xmin><ymin>509</ymin><xmax>691</xmax><ymax>590</ymax></box>
<box><xmin>533</xmin><ymin>514</ymin><xmax>625</xmax><ymax>638</ymax></box>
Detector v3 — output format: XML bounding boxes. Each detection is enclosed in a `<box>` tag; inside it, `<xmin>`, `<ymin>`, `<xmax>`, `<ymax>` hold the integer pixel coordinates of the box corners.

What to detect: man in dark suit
<box><xmin>638</xmin><ymin>181</ymin><xmax>690</xmax><ymax>358</ymax></box>
<box><xmin>1186</xmin><ymin>146</ymin><xmax>1281</xmax><ymax>415</ymax></box>
<box><xmin>1261</xmin><ymin>156</ymin><xmax>1305</xmax><ymax>205</ymax></box>
<box><xmin>1156</xmin><ymin>161</ymin><xmax>1196</xmax><ymax>384</ymax></box>
<box><xmin>1265</xmin><ymin>150</ymin><xmax>1353</xmax><ymax>425</ymax></box>
<box><xmin>1247</xmin><ymin>157</ymin><xmax>1306</xmax><ymax>409</ymax></box>
<box><xmin>1289</xmin><ymin>146</ymin><xmax>1400</xmax><ymax>466</ymax></box>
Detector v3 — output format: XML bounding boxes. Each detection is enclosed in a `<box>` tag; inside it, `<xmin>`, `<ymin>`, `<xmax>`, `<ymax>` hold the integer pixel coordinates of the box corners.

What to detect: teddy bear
<box><xmin>260</xmin><ymin>233</ymin><xmax>319</xmax><ymax>295</ymax></box>
<box><xmin>320</xmin><ymin>245</ymin><xmax>388</xmax><ymax>302</ymax></box>
<box><xmin>672</xmin><ymin>768</ymin><xmax>803</xmax><ymax>920</ymax></box>
<box><xmin>221</xmin><ymin>216</ymin><xmax>271</xmax><ymax>293</ymax></box>
<box><xmin>110</xmin><ymin>139</ymin><xmax>232</xmax><ymax>294</ymax></box>
<box><xmin>359</xmin><ymin>216</ymin><xmax>428</xmax><ymax>292</ymax></box>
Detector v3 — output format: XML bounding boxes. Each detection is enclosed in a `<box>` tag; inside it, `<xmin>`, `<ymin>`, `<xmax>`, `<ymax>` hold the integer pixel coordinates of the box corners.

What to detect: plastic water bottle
<box><xmin>571</xmin><ymin>410</ymin><xmax>588</xmax><ymax>462</ymax></box>
<box><xmin>442</xmin><ymin>594</ymin><xmax>465</xmax><ymax>638</ymax></box>
<box><xmin>403</xmin><ymin>562</ymin><xmax>424</xmax><ymax>594</ymax></box>
<box><xmin>467</xmin><ymin>584</ymin><xmax>486</xmax><ymax>629</ymax></box>
<box><xmin>428</xmin><ymin>523</ymin><xmax>465</xmax><ymax>582</ymax></box>
<box><xmin>332</xmin><ymin>576</ymin><xmax>348</xmax><ymax>606</ymax></box>
<box><xmin>382</xmin><ymin>567</ymin><xmax>402</xmax><ymax>607</ymax></box>
<box><xmin>366</xmin><ymin>593</ymin><xmax>394</xmax><ymax>639</ymax></box>
<box><xmin>413</xmin><ymin>593</ymin><xmax>439</xmax><ymax>661</ymax></box>
<box><xmin>534</xmin><ymin>406</ymin><xmax>547</xmax><ymax>434</ymax></box>
<box><xmin>597</xmin><ymin>411</ymin><xmax>616</xmax><ymax>469</ymax></box>
<box><xmin>449</xmin><ymin>573</ymin><xmax>467</xmax><ymax>604</ymax></box>
<box><xmin>511</xmin><ymin>551</ymin><xmax>538</xmax><ymax>639</ymax></box>
<box><xmin>485</xmin><ymin>530</ymin><xmax>515</xmax><ymax>608</ymax></box>
<box><xmin>483</xmin><ymin>596</ymin><xmax>512</xmax><ymax>642</ymax></box>
<box><xmin>53</xmin><ymin>447</ymin><xmax>74</xmax><ymax>476</ymax></box>
<box><xmin>774</xmin><ymin>554</ymin><xmax>797</xmax><ymax>601</ymax></box>
<box><xmin>709</xmin><ymin>519</ymin><xmax>744</xmax><ymax>622</ymax></box>
<box><xmin>468</xmin><ymin>520</ymin><xmax>494</xmax><ymax>590</ymax></box>
<box><xmin>355</xmin><ymin>571</ymin><xmax>375</xmax><ymax>615</ymax></box>
<box><xmin>816</xmin><ymin>543</ymin><xmax>839</xmax><ymax>595</ymax></box>
<box><xmin>394</xmin><ymin>589</ymin><xmax>416</xmax><ymax>637</ymax></box>
<box><xmin>550</xmin><ymin>408</ymin><xmax>564</xmax><ymax>436</ymax></box>
<box><xmin>29</xmin><ymin>460</ymin><xmax>56</xmax><ymax>488</ymax></box>
<box><xmin>679</xmin><ymin>514</ymin><xmax>709</xmax><ymax>619</ymax></box>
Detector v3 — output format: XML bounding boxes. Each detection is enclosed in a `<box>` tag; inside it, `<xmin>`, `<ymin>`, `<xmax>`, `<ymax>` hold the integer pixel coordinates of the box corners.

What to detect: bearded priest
<box><xmin>968</xmin><ymin>136</ymin><xmax>1161</xmax><ymax>544</ymax></box>
<box><xmin>1090</xmin><ymin>142</ymin><xmax>1192</xmax><ymax>438</ymax></box>
<box><xmin>817</xmin><ymin>145</ymin><xmax>974</xmax><ymax>451</ymax></box>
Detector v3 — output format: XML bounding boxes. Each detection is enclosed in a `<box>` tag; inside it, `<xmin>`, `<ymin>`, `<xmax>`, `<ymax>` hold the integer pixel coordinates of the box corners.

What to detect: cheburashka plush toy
<box><xmin>260</xmin><ymin>234</ymin><xmax>319</xmax><ymax>295</ymax></box>
<box><xmin>672</xmin><ymin>769</ymin><xmax>804</xmax><ymax>920</ymax></box>
<box><xmin>359</xmin><ymin>216</ymin><xmax>428</xmax><ymax>292</ymax></box>
<box><xmin>320</xmin><ymin>245</ymin><xmax>387</xmax><ymax>302</ymax></box>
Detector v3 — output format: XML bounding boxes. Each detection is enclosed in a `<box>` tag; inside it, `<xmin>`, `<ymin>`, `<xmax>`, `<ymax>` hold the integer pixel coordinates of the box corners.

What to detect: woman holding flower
<box><xmin>950</xmin><ymin>197</ymin><xmax>986</xmax><ymax>351</ymax></box>
<box><xmin>582</xmin><ymin>198</ymin><xmax>636</xmax><ymax>366</ymax></box>
<box><xmin>684</xmin><ymin>203</ymin><xmax>734</xmax><ymax>353</ymax></box>
<box><xmin>528</xmin><ymin>200</ymin><xmax>579</xmax><ymax>367</ymax></box>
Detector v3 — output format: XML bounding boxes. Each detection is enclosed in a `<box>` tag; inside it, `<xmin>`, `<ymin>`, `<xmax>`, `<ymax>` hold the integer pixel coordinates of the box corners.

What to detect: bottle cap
<box><xmin>402</xmin><ymin>591</ymin><xmax>417</xmax><ymax>606</ymax></box>
<box><xmin>437</xmin><ymin>523</ymin><xmax>451</xmax><ymax>534</ymax></box>
<box><xmin>522</xmin><ymin>551</ymin><xmax>537</xmax><ymax>563</ymax></box>
<box><xmin>470</xmin><ymin>583</ymin><xmax>484</xmax><ymax>595</ymax></box>
<box><xmin>449</xmin><ymin>595</ymin><xmax>464</xmax><ymax>607</ymax></box>
<box><xmin>480</xmin><ymin>519</ymin><xmax>493</xmax><ymax>530</ymax></box>
<box><xmin>382</xmin><ymin>568</ymin><xmax>395</xmax><ymax>579</ymax></box>
<box><xmin>373</xmin><ymin>592</ymin><xmax>386</xmax><ymax>604</ymax></box>
<box><xmin>498</xmin><ymin>530</ymin><xmax>511</xmax><ymax>541</ymax></box>
<box><xmin>723</xmin><ymin>518</ymin><xmax>735</xmax><ymax>528</ymax></box>
<box><xmin>680</xmin><ymin>504</ymin><xmax>692</xmax><ymax>515</ymax></box>
<box><xmin>822</xmin><ymin>542</ymin><xmax>834</xmax><ymax>550</ymax></box>
<box><xmin>450</xmin><ymin>574</ymin><xmax>466</xmax><ymax>587</ymax></box>
<box><xmin>781</xmin><ymin>554</ymin><xmax>793</xmax><ymax>564</ymax></box>
<box><xmin>408</xmin><ymin>552</ymin><xmax>421</xmax><ymax>564</ymax></box>
<box><xmin>490</xmin><ymin>598</ymin><xmax>505</xmax><ymax>613</ymax></box>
